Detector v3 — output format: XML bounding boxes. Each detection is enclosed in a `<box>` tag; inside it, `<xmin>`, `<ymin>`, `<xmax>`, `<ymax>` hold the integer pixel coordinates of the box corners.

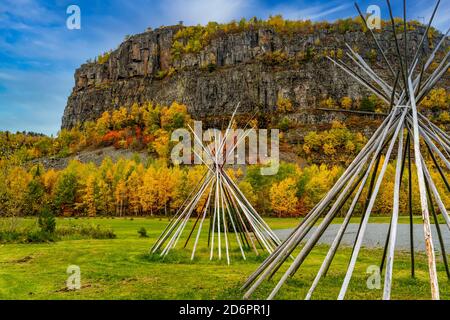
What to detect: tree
<box><xmin>127</xmin><ymin>166</ymin><xmax>143</xmax><ymax>215</ymax></box>
<box><xmin>421</xmin><ymin>88</ymin><xmax>449</xmax><ymax>110</ymax></box>
<box><xmin>239</xmin><ymin>181</ymin><xmax>257</xmax><ymax>205</ymax></box>
<box><xmin>140</xmin><ymin>166</ymin><xmax>158</xmax><ymax>215</ymax></box>
<box><xmin>96</xmin><ymin>111</ymin><xmax>111</xmax><ymax>135</ymax></box>
<box><xmin>319</xmin><ymin>97</ymin><xmax>336</xmax><ymax>108</ymax></box>
<box><xmin>24</xmin><ymin>166</ymin><xmax>45</xmax><ymax>215</ymax></box>
<box><xmin>160</xmin><ymin>102</ymin><xmax>190</xmax><ymax>131</ymax></box>
<box><xmin>111</xmin><ymin>107</ymin><xmax>129</xmax><ymax>129</ymax></box>
<box><xmin>270</xmin><ymin>177</ymin><xmax>298</xmax><ymax>217</ymax></box>
<box><xmin>277</xmin><ymin>95</ymin><xmax>293</xmax><ymax>112</ymax></box>
<box><xmin>157</xmin><ymin>165</ymin><xmax>183</xmax><ymax>215</ymax></box>
<box><xmin>152</xmin><ymin>129</ymin><xmax>171</xmax><ymax>159</ymax></box>
<box><xmin>114</xmin><ymin>180</ymin><xmax>127</xmax><ymax>216</ymax></box>
<box><xmin>340</xmin><ymin>96</ymin><xmax>353</xmax><ymax>109</ymax></box>
<box><xmin>5</xmin><ymin>166</ymin><xmax>31</xmax><ymax>216</ymax></box>
<box><xmin>54</xmin><ymin>170</ymin><xmax>78</xmax><ymax>216</ymax></box>
<box><xmin>82</xmin><ymin>174</ymin><xmax>98</xmax><ymax>217</ymax></box>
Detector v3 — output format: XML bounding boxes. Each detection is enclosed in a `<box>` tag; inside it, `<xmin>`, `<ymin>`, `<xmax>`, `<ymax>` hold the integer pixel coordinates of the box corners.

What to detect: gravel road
<box><xmin>274</xmin><ymin>223</ymin><xmax>450</xmax><ymax>252</ymax></box>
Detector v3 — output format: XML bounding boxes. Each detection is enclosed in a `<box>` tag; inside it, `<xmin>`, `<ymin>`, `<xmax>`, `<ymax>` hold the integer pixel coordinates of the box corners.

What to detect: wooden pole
<box><xmin>383</xmin><ymin>127</ymin><xmax>404</xmax><ymax>300</ymax></box>
<box><xmin>407</xmin><ymin>134</ymin><xmax>415</xmax><ymax>278</ymax></box>
<box><xmin>407</xmin><ymin>76</ymin><xmax>440</xmax><ymax>300</ymax></box>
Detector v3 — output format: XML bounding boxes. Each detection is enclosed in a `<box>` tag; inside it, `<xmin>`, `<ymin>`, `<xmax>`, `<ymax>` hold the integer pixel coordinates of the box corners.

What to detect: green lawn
<box><xmin>0</xmin><ymin>217</ymin><xmax>448</xmax><ymax>300</ymax></box>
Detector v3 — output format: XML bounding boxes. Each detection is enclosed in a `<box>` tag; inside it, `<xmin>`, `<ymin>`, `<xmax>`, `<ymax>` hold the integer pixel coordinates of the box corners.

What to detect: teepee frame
<box><xmin>243</xmin><ymin>0</ymin><xmax>449</xmax><ymax>300</ymax></box>
<box><xmin>151</xmin><ymin>106</ymin><xmax>281</xmax><ymax>264</ymax></box>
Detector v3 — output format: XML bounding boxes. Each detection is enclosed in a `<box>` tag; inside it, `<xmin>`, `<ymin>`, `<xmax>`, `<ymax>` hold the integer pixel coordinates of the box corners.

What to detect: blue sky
<box><xmin>0</xmin><ymin>0</ymin><xmax>448</xmax><ymax>135</ymax></box>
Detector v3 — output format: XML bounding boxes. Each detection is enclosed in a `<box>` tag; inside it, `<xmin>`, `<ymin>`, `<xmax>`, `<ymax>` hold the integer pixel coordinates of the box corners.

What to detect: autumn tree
<box><xmin>82</xmin><ymin>174</ymin><xmax>98</xmax><ymax>217</ymax></box>
<box><xmin>340</xmin><ymin>96</ymin><xmax>353</xmax><ymax>109</ymax></box>
<box><xmin>270</xmin><ymin>177</ymin><xmax>298</xmax><ymax>217</ymax></box>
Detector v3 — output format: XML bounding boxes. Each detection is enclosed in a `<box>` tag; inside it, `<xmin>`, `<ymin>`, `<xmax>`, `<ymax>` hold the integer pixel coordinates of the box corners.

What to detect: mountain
<box><xmin>61</xmin><ymin>19</ymin><xmax>446</xmax><ymax>129</ymax></box>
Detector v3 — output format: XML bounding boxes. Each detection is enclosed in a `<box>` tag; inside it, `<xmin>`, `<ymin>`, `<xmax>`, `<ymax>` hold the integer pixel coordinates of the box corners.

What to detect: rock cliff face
<box><xmin>62</xmin><ymin>24</ymin><xmax>443</xmax><ymax>129</ymax></box>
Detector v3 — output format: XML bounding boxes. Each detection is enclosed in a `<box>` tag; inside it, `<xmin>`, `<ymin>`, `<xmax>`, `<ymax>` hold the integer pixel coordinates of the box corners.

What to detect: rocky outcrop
<box><xmin>62</xmin><ymin>24</ymin><xmax>446</xmax><ymax>129</ymax></box>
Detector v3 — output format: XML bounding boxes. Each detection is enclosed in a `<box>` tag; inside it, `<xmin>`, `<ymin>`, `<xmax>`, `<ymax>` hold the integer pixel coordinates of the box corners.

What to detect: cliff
<box><xmin>62</xmin><ymin>22</ymin><xmax>445</xmax><ymax>129</ymax></box>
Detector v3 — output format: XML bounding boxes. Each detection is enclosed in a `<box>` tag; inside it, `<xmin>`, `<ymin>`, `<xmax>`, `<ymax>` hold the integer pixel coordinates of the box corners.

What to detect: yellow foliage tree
<box><xmin>114</xmin><ymin>180</ymin><xmax>127</xmax><ymax>216</ymax></box>
<box><xmin>111</xmin><ymin>107</ymin><xmax>129</xmax><ymax>129</ymax></box>
<box><xmin>421</xmin><ymin>88</ymin><xmax>449</xmax><ymax>110</ymax></box>
<box><xmin>127</xmin><ymin>165</ymin><xmax>143</xmax><ymax>215</ymax></box>
<box><xmin>82</xmin><ymin>174</ymin><xmax>98</xmax><ymax>217</ymax></box>
<box><xmin>340</xmin><ymin>96</ymin><xmax>353</xmax><ymax>109</ymax></box>
<box><xmin>96</xmin><ymin>111</ymin><xmax>111</xmax><ymax>135</ymax></box>
<box><xmin>270</xmin><ymin>177</ymin><xmax>298</xmax><ymax>217</ymax></box>
<box><xmin>319</xmin><ymin>97</ymin><xmax>336</xmax><ymax>108</ymax></box>
<box><xmin>276</xmin><ymin>95</ymin><xmax>293</xmax><ymax>112</ymax></box>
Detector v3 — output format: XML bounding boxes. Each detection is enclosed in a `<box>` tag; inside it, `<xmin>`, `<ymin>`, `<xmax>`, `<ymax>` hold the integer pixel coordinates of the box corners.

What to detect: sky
<box><xmin>0</xmin><ymin>0</ymin><xmax>448</xmax><ymax>135</ymax></box>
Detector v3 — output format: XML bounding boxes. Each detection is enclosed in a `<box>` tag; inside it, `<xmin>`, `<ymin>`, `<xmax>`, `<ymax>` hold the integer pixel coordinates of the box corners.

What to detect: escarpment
<box><xmin>62</xmin><ymin>22</ymin><xmax>447</xmax><ymax>129</ymax></box>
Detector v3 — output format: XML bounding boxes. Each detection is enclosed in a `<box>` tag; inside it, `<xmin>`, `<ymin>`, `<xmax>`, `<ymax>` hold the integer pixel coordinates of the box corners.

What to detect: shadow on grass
<box><xmin>139</xmin><ymin>247</ymin><xmax>270</xmax><ymax>265</ymax></box>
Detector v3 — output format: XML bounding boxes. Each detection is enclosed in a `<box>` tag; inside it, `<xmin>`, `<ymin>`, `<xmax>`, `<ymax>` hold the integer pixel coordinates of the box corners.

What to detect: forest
<box><xmin>0</xmin><ymin>97</ymin><xmax>448</xmax><ymax>219</ymax></box>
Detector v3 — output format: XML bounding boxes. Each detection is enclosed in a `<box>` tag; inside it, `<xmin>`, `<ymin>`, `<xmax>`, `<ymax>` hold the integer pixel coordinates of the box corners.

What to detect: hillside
<box><xmin>62</xmin><ymin>17</ymin><xmax>448</xmax><ymax>131</ymax></box>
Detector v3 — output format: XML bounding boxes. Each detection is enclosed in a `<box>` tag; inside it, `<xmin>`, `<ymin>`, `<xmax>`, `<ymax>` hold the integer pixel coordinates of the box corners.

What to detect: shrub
<box><xmin>421</xmin><ymin>88</ymin><xmax>449</xmax><ymax>110</ymax></box>
<box><xmin>155</xmin><ymin>70</ymin><xmax>168</xmax><ymax>80</ymax></box>
<box><xmin>26</xmin><ymin>230</ymin><xmax>55</xmax><ymax>243</ymax></box>
<box><xmin>367</xmin><ymin>49</ymin><xmax>377</xmax><ymax>63</ymax></box>
<box><xmin>277</xmin><ymin>95</ymin><xmax>293</xmax><ymax>112</ymax></box>
<box><xmin>38</xmin><ymin>206</ymin><xmax>56</xmax><ymax>234</ymax></box>
<box><xmin>259</xmin><ymin>50</ymin><xmax>289</xmax><ymax>66</ymax></box>
<box><xmin>319</xmin><ymin>97</ymin><xmax>336</xmax><ymax>109</ymax></box>
<box><xmin>359</xmin><ymin>96</ymin><xmax>376</xmax><ymax>112</ymax></box>
<box><xmin>97</xmin><ymin>51</ymin><xmax>111</xmax><ymax>64</ymax></box>
<box><xmin>278</xmin><ymin>117</ymin><xmax>290</xmax><ymax>131</ymax></box>
<box><xmin>138</xmin><ymin>227</ymin><xmax>148</xmax><ymax>238</ymax></box>
<box><xmin>340</xmin><ymin>96</ymin><xmax>352</xmax><ymax>110</ymax></box>
<box><xmin>56</xmin><ymin>224</ymin><xmax>116</xmax><ymax>240</ymax></box>
<box><xmin>438</xmin><ymin>111</ymin><xmax>450</xmax><ymax>123</ymax></box>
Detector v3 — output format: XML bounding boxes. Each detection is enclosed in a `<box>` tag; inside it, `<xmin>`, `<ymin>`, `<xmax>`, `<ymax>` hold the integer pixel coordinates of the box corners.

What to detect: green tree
<box><xmin>54</xmin><ymin>171</ymin><xmax>78</xmax><ymax>216</ymax></box>
<box><xmin>24</xmin><ymin>166</ymin><xmax>45</xmax><ymax>215</ymax></box>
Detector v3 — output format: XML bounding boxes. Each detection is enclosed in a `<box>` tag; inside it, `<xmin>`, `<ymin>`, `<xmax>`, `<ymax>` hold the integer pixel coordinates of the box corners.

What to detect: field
<box><xmin>0</xmin><ymin>217</ymin><xmax>449</xmax><ymax>300</ymax></box>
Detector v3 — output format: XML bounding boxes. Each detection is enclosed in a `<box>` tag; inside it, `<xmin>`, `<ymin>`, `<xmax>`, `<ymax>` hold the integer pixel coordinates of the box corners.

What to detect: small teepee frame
<box><xmin>151</xmin><ymin>106</ymin><xmax>281</xmax><ymax>264</ymax></box>
<box><xmin>243</xmin><ymin>0</ymin><xmax>449</xmax><ymax>300</ymax></box>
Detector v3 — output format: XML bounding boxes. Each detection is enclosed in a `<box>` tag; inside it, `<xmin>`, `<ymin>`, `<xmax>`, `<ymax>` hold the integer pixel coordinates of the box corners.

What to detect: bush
<box><xmin>38</xmin><ymin>207</ymin><xmax>56</xmax><ymax>234</ymax></box>
<box><xmin>278</xmin><ymin>117</ymin><xmax>290</xmax><ymax>132</ymax></box>
<box><xmin>138</xmin><ymin>227</ymin><xmax>148</xmax><ymax>238</ymax></box>
<box><xmin>154</xmin><ymin>70</ymin><xmax>168</xmax><ymax>80</ymax></box>
<box><xmin>0</xmin><ymin>220</ymin><xmax>115</xmax><ymax>244</ymax></box>
<box><xmin>56</xmin><ymin>224</ymin><xmax>116</xmax><ymax>240</ymax></box>
<box><xmin>26</xmin><ymin>230</ymin><xmax>55</xmax><ymax>243</ymax></box>
<box><xmin>277</xmin><ymin>96</ymin><xmax>293</xmax><ymax>112</ymax></box>
<box><xmin>359</xmin><ymin>97</ymin><xmax>376</xmax><ymax>112</ymax></box>
<box><xmin>259</xmin><ymin>50</ymin><xmax>289</xmax><ymax>66</ymax></box>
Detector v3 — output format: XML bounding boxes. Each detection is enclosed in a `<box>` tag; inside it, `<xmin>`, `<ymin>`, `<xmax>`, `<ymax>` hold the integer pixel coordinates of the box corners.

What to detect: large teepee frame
<box><xmin>151</xmin><ymin>107</ymin><xmax>281</xmax><ymax>264</ymax></box>
<box><xmin>243</xmin><ymin>0</ymin><xmax>449</xmax><ymax>300</ymax></box>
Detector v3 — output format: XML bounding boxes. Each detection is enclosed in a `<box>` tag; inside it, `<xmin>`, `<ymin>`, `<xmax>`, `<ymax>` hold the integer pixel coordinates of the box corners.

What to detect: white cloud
<box><xmin>409</xmin><ymin>0</ymin><xmax>449</xmax><ymax>31</ymax></box>
<box><xmin>162</xmin><ymin>0</ymin><xmax>253</xmax><ymax>25</ymax></box>
<box><xmin>265</xmin><ymin>1</ymin><xmax>351</xmax><ymax>21</ymax></box>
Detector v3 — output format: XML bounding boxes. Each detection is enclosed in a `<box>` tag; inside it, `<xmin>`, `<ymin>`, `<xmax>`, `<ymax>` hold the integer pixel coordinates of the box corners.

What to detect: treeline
<box><xmin>171</xmin><ymin>15</ymin><xmax>430</xmax><ymax>57</ymax></box>
<box><xmin>0</xmin><ymin>156</ymin><xmax>448</xmax><ymax>218</ymax></box>
<box><xmin>302</xmin><ymin>121</ymin><xmax>368</xmax><ymax>163</ymax></box>
<box><xmin>319</xmin><ymin>88</ymin><xmax>450</xmax><ymax>116</ymax></box>
<box><xmin>0</xmin><ymin>102</ymin><xmax>191</xmax><ymax>164</ymax></box>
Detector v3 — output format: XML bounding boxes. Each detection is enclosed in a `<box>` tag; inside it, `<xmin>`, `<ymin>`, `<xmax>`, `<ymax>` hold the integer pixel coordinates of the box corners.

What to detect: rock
<box><xmin>61</xmin><ymin>24</ymin><xmax>448</xmax><ymax>129</ymax></box>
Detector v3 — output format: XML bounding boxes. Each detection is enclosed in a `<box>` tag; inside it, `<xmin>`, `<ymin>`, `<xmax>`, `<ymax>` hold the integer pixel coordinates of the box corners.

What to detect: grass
<box><xmin>0</xmin><ymin>217</ymin><xmax>448</xmax><ymax>300</ymax></box>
